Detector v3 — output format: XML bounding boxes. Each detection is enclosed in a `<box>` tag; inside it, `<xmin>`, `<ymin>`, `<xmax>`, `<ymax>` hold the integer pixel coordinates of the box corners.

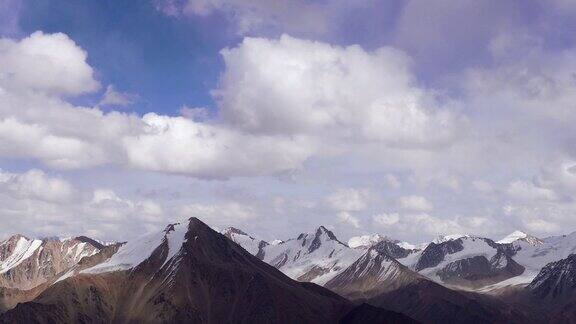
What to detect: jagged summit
<box><xmin>317</xmin><ymin>225</ymin><xmax>339</xmax><ymax>239</ymax></box>
<box><xmin>309</xmin><ymin>226</ymin><xmax>347</xmax><ymax>252</ymax></box>
<box><xmin>295</xmin><ymin>225</ymin><xmax>345</xmax><ymax>245</ymax></box>
<box><xmin>263</xmin><ymin>225</ymin><xmax>362</xmax><ymax>284</ymax></box>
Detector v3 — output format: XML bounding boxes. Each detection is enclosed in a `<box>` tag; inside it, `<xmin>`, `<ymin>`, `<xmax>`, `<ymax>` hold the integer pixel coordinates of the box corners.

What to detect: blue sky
<box><xmin>16</xmin><ymin>0</ymin><xmax>229</xmax><ymax>114</ymax></box>
<box><xmin>1</xmin><ymin>0</ymin><xmax>576</xmax><ymax>244</ymax></box>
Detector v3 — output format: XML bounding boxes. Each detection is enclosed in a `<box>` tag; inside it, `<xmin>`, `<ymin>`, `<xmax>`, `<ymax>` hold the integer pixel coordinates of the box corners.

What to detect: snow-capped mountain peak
<box><xmin>221</xmin><ymin>226</ymin><xmax>268</xmax><ymax>259</ymax></box>
<box><xmin>270</xmin><ymin>239</ymin><xmax>283</xmax><ymax>245</ymax></box>
<box><xmin>325</xmin><ymin>243</ymin><xmax>421</xmax><ymax>299</ymax></box>
<box><xmin>0</xmin><ymin>234</ymin><xmax>101</xmax><ymax>290</ymax></box>
<box><xmin>497</xmin><ymin>230</ymin><xmax>528</xmax><ymax>243</ymax></box>
<box><xmin>84</xmin><ymin>222</ymin><xmax>188</xmax><ymax>274</ymax></box>
<box><xmin>307</xmin><ymin>226</ymin><xmax>347</xmax><ymax>253</ymax></box>
<box><xmin>497</xmin><ymin>230</ymin><xmax>543</xmax><ymax>246</ymax></box>
<box><xmin>348</xmin><ymin>233</ymin><xmax>396</xmax><ymax>249</ymax></box>
<box><xmin>262</xmin><ymin>226</ymin><xmax>361</xmax><ymax>284</ymax></box>
<box><xmin>432</xmin><ymin>234</ymin><xmax>469</xmax><ymax>244</ymax></box>
<box><xmin>0</xmin><ymin>235</ymin><xmax>42</xmax><ymax>274</ymax></box>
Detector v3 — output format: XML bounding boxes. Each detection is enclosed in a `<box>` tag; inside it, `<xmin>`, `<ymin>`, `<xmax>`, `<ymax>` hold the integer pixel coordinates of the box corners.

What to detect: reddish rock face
<box><xmin>0</xmin><ymin>235</ymin><xmax>101</xmax><ymax>290</ymax></box>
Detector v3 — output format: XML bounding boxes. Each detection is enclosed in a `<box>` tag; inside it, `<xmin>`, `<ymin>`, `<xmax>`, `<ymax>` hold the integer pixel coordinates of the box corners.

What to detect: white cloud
<box><xmin>337</xmin><ymin>211</ymin><xmax>360</xmax><ymax>228</ymax></box>
<box><xmin>89</xmin><ymin>189</ymin><xmax>164</xmax><ymax>222</ymax></box>
<box><xmin>472</xmin><ymin>180</ymin><xmax>493</xmax><ymax>193</ymax></box>
<box><xmin>3</xmin><ymin>25</ymin><xmax>576</xmax><ymax>243</ymax></box>
<box><xmin>373</xmin><ymin>211</ymin><xmax>468</xmax><ymax>238</ymax></box>
<box><xmin>326</xmin><ymin>188</ymin><xmax>370</xmax><ymax>212</ymax></box>
<box><xmin>502</xmin><ymin>204</ymin><xmax>566</xmax><ymax>235</ymax></box>
<box><xmin>461</xmin><ymin>32</ymin><xmax>576</xmax><ymax>144</ymax></box>
<box><xmin>0</xmin><ymin>31</ymin><xmax>99</xmax><ymax>96</ymax></box>
<box><xmin>398</xmin><ymin>195</ymin><xmax>433</xmax><ymax>211</ymax></box>
<box><xmin>0</xmin><ymin>169</ymin><xmax>169</xmax><ymax>241</ymax></box>
<box><xmin>0</xmin><ymin>32</ymin><xmax>316</xmax><ymax>178</ymax></box>
<box><xmin>536</xmin><ymin>160</ymin><xmax>576</xmax><ymax>195</ymax></box>
<box><xmin>506</xmin><ymin>180</ymin><xmax>558</xmax><ymax>202</ymax></box>
<box><xmin>373</xmin><ymin>212</ymin><xmax>400</xmax><ymax>227</ymax></box>
<box><xmin>383</xmin><ymin>174</ymin><xmax>402</xmax><ymax>188</ymax></box>
<box><xmin>179</xmin><ymin>201</ymin><xmax>258</xmax><ymax>229</ymax></box>
<box><xmin>216</xmin><ymin>35</ymin><xmax>464</xmax><ymax>147</ymax></box>
<box><xmin>0</xmin><ymin>169</ymin><xmax>74</xmax><ymax>203</ymax></box>
<box><xmin>410</xmin><ymin>170</ymin><xmax>460</xmax><ymax>191</ymax></box>
<box><xmin>123</xmin><ymin>113</ymin><xmax>314</xmax><ymax>178</ymax></box>
<box><xmin>403</xmin><ymin>213</ymin><xmax>465</xmax><ymax>237</ymax></box>
<box><xmin>523</xmin><ymin>218</ymin><xmax>561</xmax><ymax>233</ymax></box>
<box><xmin>99</xmin><ymin>85</ymin><xmax>135</xmax><ymax>107</ymax></box>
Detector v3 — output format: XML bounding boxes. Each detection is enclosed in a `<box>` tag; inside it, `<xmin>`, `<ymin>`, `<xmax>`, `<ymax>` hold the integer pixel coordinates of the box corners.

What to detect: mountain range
<box><xmin>0</xmin><ymin>220</ymin><xmax>576</xmax><ymax>323</ymax></box>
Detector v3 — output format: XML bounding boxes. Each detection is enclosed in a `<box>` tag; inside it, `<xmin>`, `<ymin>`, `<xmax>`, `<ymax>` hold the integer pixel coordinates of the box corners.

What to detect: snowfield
<box><xmin>83</xmin><ymin>222</ymin><xmax>188</xmax><ymax>274</ymax></box>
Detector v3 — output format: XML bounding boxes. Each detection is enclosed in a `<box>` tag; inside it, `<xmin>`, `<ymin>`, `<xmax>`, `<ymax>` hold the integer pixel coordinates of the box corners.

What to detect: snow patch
<box><xmin>348</xmin><ymin>234</ymin><xmax>389</xmax><ymax>249</ymax></box>
<box><xmin>497</xmin><ymin>231</ymin><xmax>528</xmax><ymax>244</ymax></box>
<box><xmin>83</xmin><ymin>223</ymin><xmax>188</xmax><ymax>274</ymax></box>
<box><xmin>433</xmin><ymin>234</ymin><xmax>469</xmax><ymax>244</ymax></box>
<box><xmin>0</xmin><ymin>237</ymin><xmax>42</xmax><ymax>274</ymax></box>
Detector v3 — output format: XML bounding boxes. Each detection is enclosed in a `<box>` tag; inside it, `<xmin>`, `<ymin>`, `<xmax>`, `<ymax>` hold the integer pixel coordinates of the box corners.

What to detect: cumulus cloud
<box><xmin>216</xmin><ymin>35</ymin><xmax>464</xmax><ymax>147</ymax></box>
<box><xmin>0</xmin><ymin>32</ymin><xmax>316</xmax><ymax>178</ymax></box>
<box><xmin>89</xmin><ymin>189</ymin><xmax>164</xmax><ymax>222</ymax></box>
<box><xmin>0</xmin><ymin>169</ymin><xmax>169</xmax><ymax>240</ymax></box>
<box><xmin>0</xmin><ymin>169</ymin><xmax>75</xmax><ymax>203</ymax></box>
<box><xmin>0</xmin><ymin>32</ymin><xmax>139</xmax><ymax>169</ymax></box>
<box><xmin>337</xmin><ymin>211</ymin><xmax>361</xmax><ymax>228</ymax></box>
<box><xmin>373</xmin><ymin>212</ymin><xmax>400</xmax><ymax>227</ymax></box>
<box><xmin>506</xmin><ymin>180</ymin><xmax>558</xmax><ymax>202</ymax></box>
<box><xmin>0</xmin><ymin>31</ymin><xmax>99</xmax><ymax>96</ymax></box>
<box><xmin>123</xmin><ymin>113</ymin><xmax>314</xmax><ymax>178</ymax></box>
<box><xmin>372</xmin><ymin>211</ymin><xmax>469</xmax><ymax>238</ymax></box>
<box><xmin>179</xmin><ymin>201</ymin><xmax>258</xmax><ymax>229</ymax></box>
<box><xmin>326</xmin><ymin>188</ymin><xmax>370</xmax><ymax>212</ymax></box>
<box><xmin>4</xmin><ymin>14</ymin><xmax>576</xmax><ymax>243</ymax></box>
<box><xmin>0</xmin><ymin>31</ymin><xmax>467</xmax><ymax>181</ymax></box>
<box><xmin>398</xmin><ymin>195</ymin><xmax>433</xmax><ymax>211</ymax></box>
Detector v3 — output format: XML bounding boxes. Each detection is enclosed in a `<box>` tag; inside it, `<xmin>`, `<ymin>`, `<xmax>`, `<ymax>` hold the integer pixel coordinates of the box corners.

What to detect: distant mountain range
<box><xmin>0</xmin><ymin>221</ymin><xmax>576</xmax><ymax>323</ymax></box>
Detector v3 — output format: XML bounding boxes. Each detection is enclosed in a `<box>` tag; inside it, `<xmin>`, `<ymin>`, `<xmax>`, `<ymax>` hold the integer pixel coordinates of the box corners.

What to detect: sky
<box><xmin>1</xmin><ymin>0</ymin><xmax>576</xmax><ymax>244</ymax></box>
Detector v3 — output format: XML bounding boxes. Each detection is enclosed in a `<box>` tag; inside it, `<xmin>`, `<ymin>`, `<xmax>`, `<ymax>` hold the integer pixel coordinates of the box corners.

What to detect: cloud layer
<box><xmin>3</xmin><ymin>1</ymin><xmax>576</xmax><ymax>243</ymax></box>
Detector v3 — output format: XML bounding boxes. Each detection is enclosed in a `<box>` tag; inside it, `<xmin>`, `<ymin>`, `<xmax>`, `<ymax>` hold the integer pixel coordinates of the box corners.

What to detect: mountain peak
<box><xmin>221</xmin><ymin>225</ymin><xmax>268</xmax><ymax>260</ymax></box>
<box><xmin>497</xmin><ymin>230</ymin><xmax>527</xmax><ymax>243</ymax></box>
<box><xmin>497</xmin><ymin>230</ymin><xmax>543</xmax><ymax>245</ymax></box>
<box><xmin>3</xmin><ymin>234</ymin><xmax>29</xmax><ymax>243</ymax></box>
<box><xmin>432</xmin><ymin>234</ymin><xmax>469</xmax><ymax>243</ymax></box>
<box><xmin>74</xmin><ymin>236</ymin><xmax>105</xmax><ymax>250</ymax></box>
<box><xmin>316</xmin><ymin>226</ymin><xmax>339</xmax><ymax>240</ymax></box>
<box><xmin>348</xmin><ymin>234</ymin><xmax>397</xmax><ymax>249</ymax></box>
